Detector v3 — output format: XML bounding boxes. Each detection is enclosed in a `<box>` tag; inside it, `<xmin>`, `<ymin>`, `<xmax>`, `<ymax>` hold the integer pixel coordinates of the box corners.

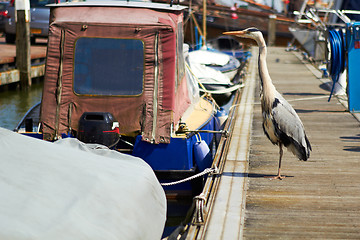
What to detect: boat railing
<box><xmin>14</xmin><ymin>101</ymin><xmax>41</xmax><ymax>133</ymax></box>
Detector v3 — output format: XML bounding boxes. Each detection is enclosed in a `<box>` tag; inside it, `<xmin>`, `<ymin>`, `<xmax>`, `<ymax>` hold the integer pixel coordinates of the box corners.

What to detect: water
<box><xmin>0</xmin><ymin>82</ymin><xmax>43</xmax><ymax>130</ymax></box>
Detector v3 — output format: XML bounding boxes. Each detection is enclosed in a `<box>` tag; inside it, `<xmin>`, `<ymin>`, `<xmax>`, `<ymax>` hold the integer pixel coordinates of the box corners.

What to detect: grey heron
<box><xmin>224</xmin><ymin>28</ymin><xmax>312</xmax><ymax>179</ymax></box>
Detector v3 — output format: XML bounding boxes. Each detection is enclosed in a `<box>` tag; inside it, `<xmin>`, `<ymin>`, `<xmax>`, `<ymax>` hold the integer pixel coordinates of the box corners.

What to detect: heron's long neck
<box><xmin>257</xmin><ymin>38</ymin><xmax>276</xmax><ymax>105</ymax></box>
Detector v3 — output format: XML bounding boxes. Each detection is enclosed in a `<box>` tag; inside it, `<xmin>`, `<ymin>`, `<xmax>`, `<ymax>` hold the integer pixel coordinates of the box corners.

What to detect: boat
<box><xmin>0</xmin><ymin>127</ymin><xmax>166</xmax><ymax>239</ymax></box>
<box><xmin>187</xmin><ymin>48</ymin><xmax>243</xmax><ymax>105</ymax></box>
<box><xmin>175</xmin><ymin>0</ymin><xmax>252</xmax><ymax>107</ymax></box>
<box><xmin>10</xmin><ymin>2</ymin><xmax>253</xmax><ymax>238</ymax></box>
<box><xmin>189</xmin><ymin>47</ymin><xmax>240</xmax><ymax>81</ymax></box>
<box><xmin>12</xmin><ymin>2</ymin><xmax>247</xmax><ymax>237</ymax></box>
<box><xmin>14</xmin><ymin>1</ymin><xmax>241</xmax><ymax>196</ymax></box>
<box><xmin>207</xmin><ymin>35</ymin><xmax>252</xmax><ymax>62</ymax></box>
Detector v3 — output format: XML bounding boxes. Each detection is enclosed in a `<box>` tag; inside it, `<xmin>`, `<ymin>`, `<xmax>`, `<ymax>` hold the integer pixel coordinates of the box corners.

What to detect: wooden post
<box><xmin>15</xmin><ymin>0</ymin><xmax>31</xmax><ymax>89</ymax></box>
<box><xmin>268</xmin><ymin>14</ymin><xmax>277</xmax><ymax>47</ymax></box>
<box><xmin>202</xmin><ymin>0</ymin><xmax>206</xmax><ymax>47</ymax></box>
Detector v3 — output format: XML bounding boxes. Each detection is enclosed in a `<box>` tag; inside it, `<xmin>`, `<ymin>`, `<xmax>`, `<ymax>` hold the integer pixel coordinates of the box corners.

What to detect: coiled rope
<box><xmin>327</xmin><ymin>29</ymin><xmax>345</xmax><ymax>101</ymax></box>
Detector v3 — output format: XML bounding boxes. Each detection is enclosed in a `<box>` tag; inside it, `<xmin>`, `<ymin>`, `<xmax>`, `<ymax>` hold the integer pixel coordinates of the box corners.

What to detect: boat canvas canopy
<box><xmin>41</xmin><ymin>2</ymin><xmax>190</xmax><ymax>144</ymax></box>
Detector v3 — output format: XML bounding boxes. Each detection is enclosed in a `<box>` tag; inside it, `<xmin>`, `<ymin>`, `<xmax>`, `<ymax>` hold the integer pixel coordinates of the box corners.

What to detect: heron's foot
<box><xmin>265</xmin><ymin>175</ymin><xmax>286</xmax><ymax>180</ymax></box>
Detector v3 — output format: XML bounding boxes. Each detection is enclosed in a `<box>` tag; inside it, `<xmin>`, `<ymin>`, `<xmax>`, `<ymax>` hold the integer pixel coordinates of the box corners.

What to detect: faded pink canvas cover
<box><xmin>41</xmin><ymin>2</ymin><xmax>190</xmax><ymax>144</ymax></box>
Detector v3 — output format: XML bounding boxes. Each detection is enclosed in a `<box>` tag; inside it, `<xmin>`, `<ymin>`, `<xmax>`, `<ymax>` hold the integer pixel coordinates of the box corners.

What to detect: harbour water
<box><xmin>0</xmin><ymin>82</ymin><xmax>43</xmax><ymax>130</ymax></box>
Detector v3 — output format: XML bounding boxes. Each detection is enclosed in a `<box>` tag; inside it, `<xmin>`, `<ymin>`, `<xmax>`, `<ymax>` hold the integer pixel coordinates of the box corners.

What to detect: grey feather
<box><xmin>269</xmin><ymin>91</ymin><xmax>311</xmax><ymax>160</ymax></box>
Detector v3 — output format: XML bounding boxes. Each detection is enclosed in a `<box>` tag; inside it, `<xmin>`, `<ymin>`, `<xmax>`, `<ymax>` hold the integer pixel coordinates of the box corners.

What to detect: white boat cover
<box><xmin>189</xmin><ymin>62</ymin><xmax>232</xmax><ymax>85</ymax></box>
<box><xmin>189</xmin><ymin>49</ymin><xmax>230</xmax><ymax>67</ymax></box>
<box><xmin>188</xmin><ymin>49</ymin><xmax>231</xmax><ymax>85</ymax></box>
<box><xmin>0</xmin><ymin>128</ymin><xmax>166</xmax><ymax>240</ymax></box>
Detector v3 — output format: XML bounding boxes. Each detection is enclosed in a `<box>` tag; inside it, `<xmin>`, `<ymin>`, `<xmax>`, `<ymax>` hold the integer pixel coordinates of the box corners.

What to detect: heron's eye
<box><xmin>247</xmin><ymin>28</ymin><xmax>260</xmax><ymax>32</ymax></box>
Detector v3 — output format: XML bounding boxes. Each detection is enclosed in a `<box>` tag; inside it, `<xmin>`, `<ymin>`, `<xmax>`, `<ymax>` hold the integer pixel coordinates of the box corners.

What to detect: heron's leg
<box><xmin>268</xmin><ymin>144</ymin><xmax>285</xmax><ymax>180</ymax></box>
<box><xmin>277</xmin><ymin>144</ymin><xmax>285</xmax><ymax>177</ymax></box>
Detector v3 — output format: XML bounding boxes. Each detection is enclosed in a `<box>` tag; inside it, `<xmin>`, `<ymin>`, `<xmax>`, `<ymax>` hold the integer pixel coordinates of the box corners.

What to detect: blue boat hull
<box><xmin>133</xmin><ymin>116</ymin><xmax>217</xmax><ymax>172</ymax></box>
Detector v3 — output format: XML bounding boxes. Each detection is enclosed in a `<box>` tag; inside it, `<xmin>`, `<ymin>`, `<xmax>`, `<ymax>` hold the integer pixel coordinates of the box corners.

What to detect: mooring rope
<box><xmin>194</xmin><ymin>193</ymin><xmax>207</xmax><ymax>223</ymax></box>
<box><xmin>161</xmin><ymin>167</ymin><xmax>218</xmax><ymax>186</ymax></box>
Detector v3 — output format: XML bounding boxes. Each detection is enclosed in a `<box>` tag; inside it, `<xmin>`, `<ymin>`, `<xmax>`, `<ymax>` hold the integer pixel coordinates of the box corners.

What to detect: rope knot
<box><xmin>194</xmin><ymin>193</ymin><xmax>207</xmax><ymax>224</ymax></box>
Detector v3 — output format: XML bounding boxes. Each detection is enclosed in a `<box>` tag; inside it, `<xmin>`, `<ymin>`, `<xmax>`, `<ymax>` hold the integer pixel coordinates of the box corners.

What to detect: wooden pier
<box><xmin>0</xmin><ymin>36</ymin><xmax>46</xmax><ymax>86</ymax></box>
<box><xmin>190</xmin><ymin>46</ymin><xmax>360</xmax><ymax>239</ymax></box>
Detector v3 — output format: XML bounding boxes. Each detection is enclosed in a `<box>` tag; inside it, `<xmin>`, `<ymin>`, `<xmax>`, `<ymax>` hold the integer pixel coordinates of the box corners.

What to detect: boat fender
<box><xmin>215</xmin><ymin>107</ymin><xmax>228</xmax><ymax>129</ymax></box>
<box><xmin>193</xmin><ymin>134</ymin><xmax>212</xmax><ymax>172</ymax></box>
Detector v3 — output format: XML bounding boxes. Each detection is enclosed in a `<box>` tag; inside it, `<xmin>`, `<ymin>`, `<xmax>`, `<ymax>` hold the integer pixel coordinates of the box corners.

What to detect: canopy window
<box><xmin>73</xmin><ymin>37</ymin><xmax>144</xmax><ymax>96</ymax></box>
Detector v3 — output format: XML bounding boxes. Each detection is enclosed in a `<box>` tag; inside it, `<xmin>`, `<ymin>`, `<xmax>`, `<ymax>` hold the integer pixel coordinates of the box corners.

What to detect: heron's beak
<box><xmin>223</xmin><ymin>30</ymin><xmax>246</xmax><ymax>36</ymax></box>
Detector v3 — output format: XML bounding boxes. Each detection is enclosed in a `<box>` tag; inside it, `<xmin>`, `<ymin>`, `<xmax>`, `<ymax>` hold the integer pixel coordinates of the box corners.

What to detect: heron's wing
<box><xmin>272</xmin><ymin>99</ymin><xmax>304</xmax><ymax>142</ymax></box>
<box><xmin>274</xmin><ymin>92</ymin><xmax>304</xmax><ymax>126</ymax></box>
<box><xmin>271</xmin><ymin>93</ymin><xmax>311</xmax><ymax>159</ymax></box>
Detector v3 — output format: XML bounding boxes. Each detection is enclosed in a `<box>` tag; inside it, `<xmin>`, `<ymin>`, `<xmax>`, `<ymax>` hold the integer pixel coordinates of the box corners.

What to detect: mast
<box><xmin>202</xmin><ymin>0</ymin><xmax>206</xmax><ymax>46</ymax></box>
